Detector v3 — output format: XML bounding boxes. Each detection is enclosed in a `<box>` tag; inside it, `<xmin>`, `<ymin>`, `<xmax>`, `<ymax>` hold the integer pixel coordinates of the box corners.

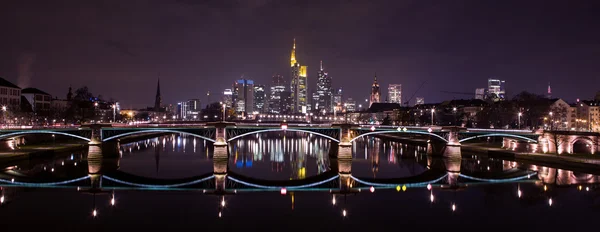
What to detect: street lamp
<box><xmin>430</xmin><ymin>109</ymin><xmax>435</xmax><ymax>126</ymax></box>
<box><xmin>549</xmin><ymin>112</ymin><xmax>554</xmax><ymax>131</ymax></box>
<box><xmin>111</xmin><ymin>104</ymin><xmax>116</xmax><ymax>123</ymax></box>
<box><xmin>222</xmin><ymin>103</ymin><xmax>226</xmax><ymax>122</ymax></box>
<box><xmin>518</xmin><ymin>112</ymin><xmax>522</xmax><ymax>129</ymax></box>
<box><xmin>452</xmin><ymin>107</ymin><xmax>457</xmax><ymax>126</ymax></box>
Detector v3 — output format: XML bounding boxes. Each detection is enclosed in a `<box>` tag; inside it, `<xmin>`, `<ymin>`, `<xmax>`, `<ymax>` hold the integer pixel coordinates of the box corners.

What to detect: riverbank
<box><xmin>462</xmin><ymin>143</ymin><xmax>600</xmax><ymax>174</ymax></box>
<box><xmin>0</xmin><ymin>143</ymin><xmax>87</xmax><ymax>163</ymax></box>
<box><xmin>375</xmin><ymin>134</ymin><xmax>600</xmax><ymax>173</ymax></box>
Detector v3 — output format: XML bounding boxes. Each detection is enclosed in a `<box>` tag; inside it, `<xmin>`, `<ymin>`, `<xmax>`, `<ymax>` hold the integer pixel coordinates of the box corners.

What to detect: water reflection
<box><xmin>0</xmin><ymin>133</ymin><xmax>600</xmax><ymax>227</ymax></box>
<box><xmin>228</xmin><ymin>132</ymin><xmax>330</xmax><ymax>181</ymax></box>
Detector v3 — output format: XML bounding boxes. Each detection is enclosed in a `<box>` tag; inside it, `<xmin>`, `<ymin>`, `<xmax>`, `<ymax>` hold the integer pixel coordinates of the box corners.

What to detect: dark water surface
<box><xmin>0</xmin><ymin>133</ymin><xmax>599</xmax><ymax>230</ymax></box>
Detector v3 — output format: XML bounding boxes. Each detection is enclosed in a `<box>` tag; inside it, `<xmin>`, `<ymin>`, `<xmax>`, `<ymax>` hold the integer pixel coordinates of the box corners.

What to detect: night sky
<box><xmin>1</xmin><ymin>0</ymin><xmax>599</xmax><ymax>109</ymax></box>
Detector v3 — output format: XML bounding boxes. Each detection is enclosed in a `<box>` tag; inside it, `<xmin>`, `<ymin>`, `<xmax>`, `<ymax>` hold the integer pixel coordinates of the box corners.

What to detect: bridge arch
<box><xmin>569</xmin><ymin>136</ymin><xmax>596</xmax><ymax>154</ymax></box>
<box><xmin>102</xmin><ymin>129</ymin><xmax>216</xmax><ymax>143</ymax></box>
<box><xmin>349</xmin><ymin>130</ymin><xmax>449</xmax><ymax>143</ymax></box>
<box><xmin>459</xmin><ymin>133</ymin><xmax>538</xmax><ymax>143</ymax></box>
<box><xmin>226</xmin><ymin>128</ymin><xmax>340</xmax><ymax>143</ymax></box>
<box><xmin>0</xmin><ymin>131</ymin><xmax>91</xmax><ymax>142</ymax></box>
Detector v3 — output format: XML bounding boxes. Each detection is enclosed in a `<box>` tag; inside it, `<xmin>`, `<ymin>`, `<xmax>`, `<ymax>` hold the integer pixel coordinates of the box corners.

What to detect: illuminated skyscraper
<box><xmin>222</xmin><ymin>89</ymin><xmax>233</xmax><ymax>108</ymax></box>
<box><xmin>486</xmin><ymin>78</ymin><xmax>505</xmax><ymax>101</ymax></box>
<box><xmin>289</xmin><ymin>38</ymin><xmax>307</xmax><ymax>114</ymax></box>
<box><xmin>233</xmin><ymin>78</ymin><xmax>254</xmax><ymax>115</ymax></box>
<box><xmin>269</xmin><ymin>74</ymin><xmax>286</xmax><ymax>114</ymax></box>
<box><xmin>333</xmin><ymin>87</ymin><xmax>343</xmax><ymax>111</ymax></box>
<box><xmin>316</xmin><ymin>60</ymin><xmax>333</xmax><ymax>113</ymax></box>
<box><xmin>369</xmin><ymin>74</ymin><xmax>380</xmax><ymax>107</ymax></box>
<box><xmin>388</xmin><ymin>84</ymin><xmax>402</xmax><ymax>104</ymax></box>
<box><xmin>475</xmin><ymin>88</ymin><xmax>485</xmax><ymax>100</ymax></box>
<box><xmin>254</xmin><ymin>85</ymin><xmax>266</xmax><ymax>113</ymax></box>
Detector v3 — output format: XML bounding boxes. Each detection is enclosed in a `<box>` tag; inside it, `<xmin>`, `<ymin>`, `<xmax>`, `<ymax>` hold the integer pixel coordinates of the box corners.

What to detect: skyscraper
<box><xmin>369</xmin><ymin>74</ymin><xmax>381</xmax><ymax>107</ymax></box>
<box><xmin>316</xmin><ymin>61</ymin><xmax>333</xmax><ymax>113</ymax></box>
<box><xmin>289</xmin><ymin>38</ymin><xmax>307</xmax><ymax>114</ymax></box>
<box><xmin>269</xmin><ymin>74</ymin><xmax>286</xmax><ymax>114</ymax></box>
<box><xmin>254</xmin><ymin>85</ymin><xmax>266</xmax><ymax>113</ymax></box>
<box><xmin>154</xmin><ymin>78</ymin><xmax>162</xmax><ymax>112</ymax></box>
<box><xmin>388</xmin><ymin>84</ymin><xmax>402</xmax><ymax>104</ymax></box>
<box><xmin>486</xmin><ymin>78</ymin><xmax>506</xmax><ymax>101</ymax></box>
<box><xmin>475</xmin><ymin>88</ymin><xmax>485</xmax><ymax>100</ymax></box>
<box><xmin>233</xmin><ymin>79</ymin><xmax>254</xmax><ymax>115</ymax></box>
<box><xmin>333</xmin><ymin>87</ymin><xmax>343</xmax><ymax>112</ymax></box>
<box><xmin>223</xmin><ymin>89</ymin><xmax>233</xmax><ymax>108</ymax></box>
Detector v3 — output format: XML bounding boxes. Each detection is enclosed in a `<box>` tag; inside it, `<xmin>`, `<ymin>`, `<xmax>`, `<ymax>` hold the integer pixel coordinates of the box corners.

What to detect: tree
<box><xmin>513</xmin><ymin>91</ymin><xmax>551</xmax><ymax>129</ymax></box>
<box><xmin>66</xmin><ymin>86</ymin><xmax>95</xmax><ymax>123</ymax></box>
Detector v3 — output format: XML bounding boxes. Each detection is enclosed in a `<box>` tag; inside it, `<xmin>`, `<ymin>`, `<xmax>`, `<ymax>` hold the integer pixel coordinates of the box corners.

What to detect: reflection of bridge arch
<box><xmin>226</xmin><ymin>170</ymin><xmax>339</xmax><ymax>189</ymax></box>
<box><xmin>0</xmin><ymin>131</ymin><xmax>91</xmax><ymax>142</ymax></box>
<box><xmin>102</xmin><ymin>129</ymin><xmax>216</xmax><ymax>143</ymax></box>
<box><xmin>227</xmin><ymin>128</ymin><xmax>340</xmax><ymax>143</ymax></box>
<box><xmin>350</xmin><ymin>170</ymin><xmax>449</xmax><ymax>187</ymax></box>
<box><xmin>101</xmin><ymin>170</ymin><xmax>215</xmax><ymax>189</ymax></box>
<box><xmin>459</xmin><ymin>133</ymin><xmax>537</xmax><ymax>143</ymax></box>
<box><xmin>349</xmin><ymin>130</ymin><xmax>448</xmax><ymax>143</ymax></box>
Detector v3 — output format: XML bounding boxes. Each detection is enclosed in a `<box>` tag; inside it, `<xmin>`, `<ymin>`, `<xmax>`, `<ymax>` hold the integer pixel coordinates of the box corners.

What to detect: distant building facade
<box><xmin>487</xmin><ymin>78</ymin><xmax>506</xmax><ymax>101</ymax></box>
<box><xmin>388</xmin><ymin>84</ymin><xmax>402</xmax><ymax>104</ymax></box>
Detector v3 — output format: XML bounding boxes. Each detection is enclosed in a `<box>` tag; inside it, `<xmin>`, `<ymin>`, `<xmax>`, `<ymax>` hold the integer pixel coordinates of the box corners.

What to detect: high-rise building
<box><xmin>223</xmin><ymin>89</ymin><xmax>233</xmax><ymax>108</ymax></box>
<box><xmin>333</xmin><ymin>87</ymin><xmax>343</xmax><ymax>112</ymax></box>
<box><xmin>486</xmin><ymin>78</ymin><xmax>505</xmax><ymax>101</ymax></box>
<box><xmin>316</xmin><ymin>61</ymin><xmax>333</xmax><ymax>113</ymax></box>
<box><xmin>312</xmin><ymin>91</ymin><xmax>320</xmax><ymax>113</ymax></box>
<box><xmin>233</xmin><ymin>79</ymin><xmax>254</xmax><ymax>115</ymax></box>
<box><xmin>388</xmin><ymin>84</ymin><xmax>402</xmax><ymax>104</ymax></box>
<box><xmin>475</xmin><ymin>88</ymin><xmax>485</xmax><ymax>100</ymax></box>
<box><xmin>345</xmin><ymin>98</ymin><xmax>356</xmax><ymax>112</ymax></box>
<box><xmin>187</xmin><ymin>99</ymin><xmax>201</xmax><ymax>119</ymax></box>
<box><xmin>415</xmin><ymin>97</ymin><xmax>424</xmax><ymax>105</ymax></box>
<box><xmin>254</xmin><ymin>85</ymin><xmax>266</xmax><ymax>113</ymax></box>
<box><xmin>269</xmin><ymin>74</ymin><xmax>286</xmax><ymax>114</ymax></box>
<box><xmin>369</xmin><ymin>74</ymin><xmax>381</xmax><ymax>107</ymax></box>
<box><xmin>289</xmin><ymin>39</ymin><xmax>307</xmax><ymax>114</ymax></box>
<box><xmin>547</xmin><ymin>82</ymin><xmax>552</xmax><ymax>98</ymax></box>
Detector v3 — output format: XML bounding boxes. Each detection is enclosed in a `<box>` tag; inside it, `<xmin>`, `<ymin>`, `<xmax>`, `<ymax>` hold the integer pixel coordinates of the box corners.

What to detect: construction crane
<box><xmin>404</xmin><ymin>81</ymin><xmax>427</xmax><ymax>106</ymax></box>
<box><xmin>440</xmin><ymin>91</ymin><xmax>475</xmax><ymax>96</ymax></box>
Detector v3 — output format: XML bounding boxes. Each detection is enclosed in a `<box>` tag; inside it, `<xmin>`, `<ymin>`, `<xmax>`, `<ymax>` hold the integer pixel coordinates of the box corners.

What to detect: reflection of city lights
<box><xmin>280</xmin><ymin>188</ymin><xmax>287</xmax><ymax>195</ymax></box>
<box><xmin>548</xmin><ymin>198</ymin><xmax>553</xmax><ymax>206</ymax></box>
<box><xmin>221</xmin><ymin>198</ymin><xmax>226</xmax><ymax>207</ymax></box>
<box><xmin>430</xmin><ymin>193</ymin><xmax>434</xmax><ymax>202</ymax></box>
<box><xmin>111</xmin><ymin>196</ymin><xmax>115</xmax><ymax>206</ymax></box>
<box><xmin>517</xmin><ymin>189</ymin><xmax>522</xmax><ymax>198</ymax></box>
<box><xmin>369</xmin><ymin>186</ymin><xmax>375</xmax><ymax>193</ymax></box>
<box><xmin>544</xmin><ymin>185</ymin><xmax>547</xmax><ymax>191</ymax></box>
<box><xmin>578</xmin><ymin>185</ymin><xmax>582</xmax><ymax>191</ymax></box>
<box><xmin>452</xmin><ymin>204</ymin><xmax>456</xmax><ymax>211</ymax></box>
<box><xmin>218</xmin><ymin>211</ymin><xmax>222</xmax><ymax>218</ymax></box>
<box><xmin>332</xmin><ymin>196</ymin><xmax>336</xmax><ymax>205</ymax></box>
<box><xmin>93</xmin><ymin>209</ymin><xmax>97</xmax><ymax>217</ymax></box>
<box><xmin>0</xmin><ymin>195</ymin><xmax>4</xmax><ymax>203</ymax></box>
<box><xmin>342</xmin><ymin>209</ymin><xmax>347</xmax><ymax>217</ymax></box>
<box><xmin>427</xmin><ymin>184</ymin><xmax>432</xmax><ymax>190</ymax></box>
<box><xmin>586</xmin><ymin>187</ymin><xmax>590</xmax><ymax>191</ymax></box>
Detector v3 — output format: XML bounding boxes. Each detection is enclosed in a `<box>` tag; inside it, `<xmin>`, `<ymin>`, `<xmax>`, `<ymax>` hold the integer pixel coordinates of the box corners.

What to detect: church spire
<box><xmin>154</xmin><ymin>78</ymin><xmax>162</xmax><ymax>112</ymax></box>
<box><xmin>290</xmin><ymin>38</ymin><xmax>297</xmax><ymax>67</ymax></box>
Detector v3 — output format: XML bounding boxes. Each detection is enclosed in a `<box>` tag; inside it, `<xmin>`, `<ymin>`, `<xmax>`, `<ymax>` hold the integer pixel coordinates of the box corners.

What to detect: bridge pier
<box><xmin>84</xmin><ymin>124</ymin><xmax>105</xmax><ymax>145</ymax></box>
<box><xmin>426</xmin><ymin>142</ymin><xmax>461</xmax><ymax>159</ymax></box>
<box><xmin>443</xmin><ymin>126</ymin><xmax>464</xmax><ymax>147</ymax></box>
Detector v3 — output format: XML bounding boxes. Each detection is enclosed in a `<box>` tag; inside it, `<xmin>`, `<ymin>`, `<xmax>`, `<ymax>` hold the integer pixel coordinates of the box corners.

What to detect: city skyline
<box><xmin>1</xmin><ymin>1</ymin><xmax>599</xmax><ymax>109</ymax></box>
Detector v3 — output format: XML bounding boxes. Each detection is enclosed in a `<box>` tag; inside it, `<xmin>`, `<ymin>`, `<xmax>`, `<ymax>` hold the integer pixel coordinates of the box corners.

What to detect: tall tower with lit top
<box><xmin>290</xmin><ymin>38</ymin><xmax>307</xmax><ymax>113</ymax></box>
<box><xmin>369</xmin><ymin>74</ymin><xmax>380</xmax><ymax>107</ymax></box>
